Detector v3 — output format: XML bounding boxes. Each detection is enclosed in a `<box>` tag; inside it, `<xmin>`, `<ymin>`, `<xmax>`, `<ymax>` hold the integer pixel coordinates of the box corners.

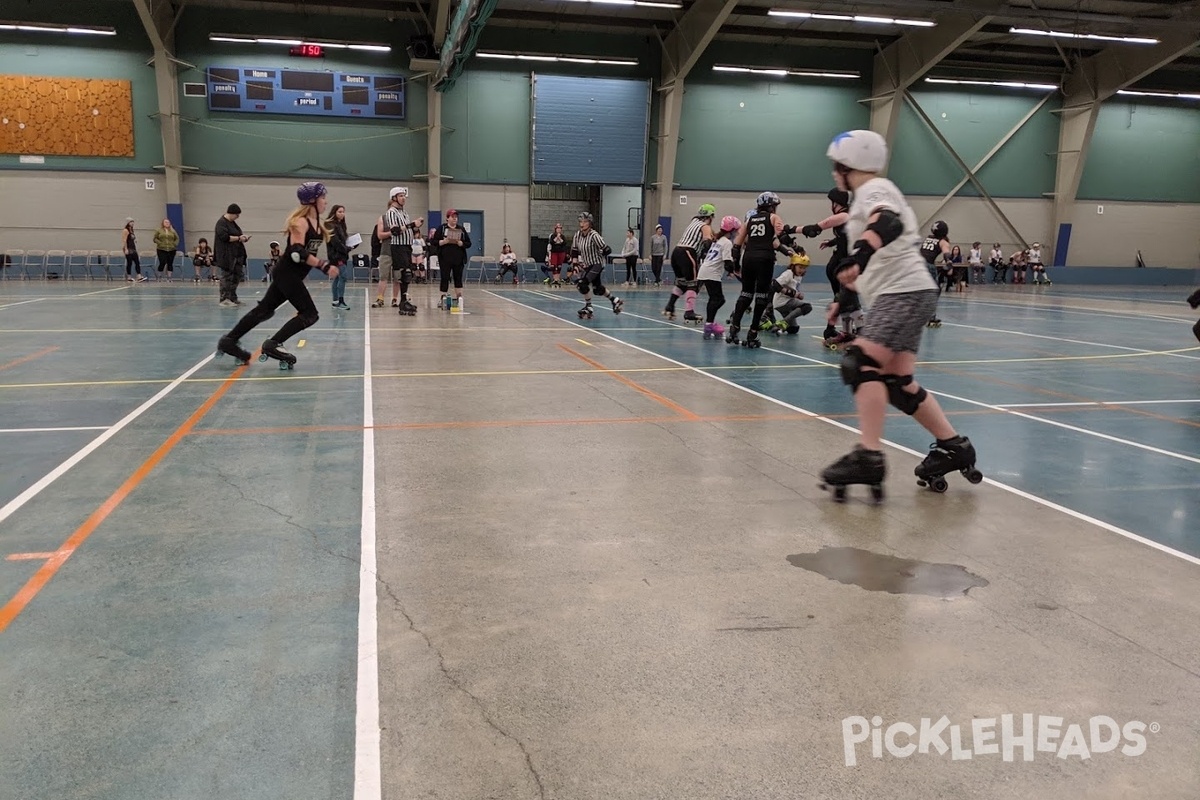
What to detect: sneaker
<box><xmin>136</xmin><ymin>275</ymin><xmax>147</xmax><ymax>282</ymax></box>
<box><xmin>391</xmin><ymin>299</ymin><xmax>399</xmax><ymax>307</ymax></box>
<box><xmin>219</xmin><ymin>299</ymin><xmax>235</xmax><ymax>307</ymax></box>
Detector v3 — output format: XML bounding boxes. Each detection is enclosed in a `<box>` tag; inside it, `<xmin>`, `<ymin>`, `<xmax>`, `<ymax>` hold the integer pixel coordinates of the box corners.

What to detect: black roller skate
<box><xmin>725</xmin><ymin>323</ymin><xmax>741</xmax><ymax>345</ymax></box>
<box><xmin>741</xmin><ymin>330</ymin><xmax>762</xmax><ymax>349</ymax></box>
<box><xmin>259</xmin><ymin>339</ymin><xmax>297</xmax><ymax>371</ymax></box>
<box><xmin>611</xmin><ymin>297</ymin><xmax>624</xmax><ymax>315</ymax></box>
<box><xmin>819</xmin><ymin>446</ymin><xmax>886</xmax><ymax>503</ymax></box>
<box><xmin>216</xmin><ymin>335</ymin><xmax>251</xmax><ymax>365</ymax></box>
<box><xmin>578</xmin><ymin>302</ymin><xmax>594</xmax><ymax>320</ymax></box>
<box><xmin>926</xmin><ymin>316</ymin><xmax>942</xmax><ymax>328</ymax></box>
<box><xmin>914</xmin><ymin>435</ymin><xmax>982</xmax><ymax>493</ymax></box>
<box><xmin>683</xmin><ymin>310</ymin><xmax>702</xmax><ymax>324</ymax></box>
<box><xmin>662</xmin><ymin>307</ymin><xmax>676</xmax><ymax>321</ymax></box>
<box><xmin>1187</xmin><ymin>289</ymin><xmax>1200</xmax><ymax>309</ymax></box>
<box><xmin>399</xmin><ymin>299</ymin><xmax>417</xmax><ymax>316</ymax></box>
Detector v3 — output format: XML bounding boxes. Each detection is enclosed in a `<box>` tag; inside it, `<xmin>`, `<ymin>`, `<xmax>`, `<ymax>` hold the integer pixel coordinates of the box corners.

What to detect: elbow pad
<box><xmin>731</xmin><ymin>245</ymin><xmax>742</xmax><ymax>264</ymax></box>
<box><xmin>848</xmin><ymin>241</ymin><xmax>876</xmax><ymax>272</ymax></box>
<box><xmin>865</xmin><ymin>210</ymin><xmax>903</xmax><ymax>247</ymax></box>
<box><xmin>771</xmin><ymin>279</ymin><xmax>784</xmax><ymax>293</ymax></box>
<box><xmin>285</xmin><ymin>243</ymin><xmax>306</xmax><ymax>264</ymax></box>
<box><xmin>601</xmin><ymin>245</ymin><xmax>612</xmax><ymax>257</ymax></box>
<box><xmin>570</xmin><ymin>248</ymin><xmax>580</xmax><ymax>258</ymax></box>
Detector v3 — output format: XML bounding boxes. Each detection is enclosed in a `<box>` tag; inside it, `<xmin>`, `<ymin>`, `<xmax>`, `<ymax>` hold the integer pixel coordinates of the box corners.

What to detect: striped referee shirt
<box><xmin>386</xmin><ymin>206</ymin><xmax>413</xmax><ymax>246</ymax></box>
<box><xmin>675</xmin><ymin>218</ymin><xmax>709</xmax><ymax>253</ymax></box>
<box><xmin>572</xmin><ymin>230</ymin><xmax>609</xmax><ymax>266</ymax></box>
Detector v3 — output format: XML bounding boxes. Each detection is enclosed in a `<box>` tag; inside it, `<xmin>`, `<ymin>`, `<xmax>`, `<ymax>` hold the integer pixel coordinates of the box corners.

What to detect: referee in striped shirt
<box><xmin>386</xmin><ymin>186</ymin><xmax>424</xmax><ymax>315</ymax></box>
<box><xmin>570</xmin><ymin>212</ymin><xmax>623</xmax><ymax>317</ymax></box>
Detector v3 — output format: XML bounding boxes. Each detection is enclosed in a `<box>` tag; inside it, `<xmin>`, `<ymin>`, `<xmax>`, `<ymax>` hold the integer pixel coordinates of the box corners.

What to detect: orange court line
<box><xmin>0</xmin><ymin>354</ymin><xmax>252</xmax><ymax>635</ymax></box>
<box><xmin>0</xmin><ymin>345</ymin><xmax>59</xmax><ymax>373</ymax></box>
<box><xmin>557</xmin><ymin>343</ymin><xmax>700</xmax><ymax>420</ymax></box>
<box><xmin>150</xmin><ymin>298</ymin><xmax>202</xmax><ymax>318</ymax></box>
<box><xmin>5</xmin><ymin>553</ymin><xmax>55</xmax><ymax>561</ymax></box>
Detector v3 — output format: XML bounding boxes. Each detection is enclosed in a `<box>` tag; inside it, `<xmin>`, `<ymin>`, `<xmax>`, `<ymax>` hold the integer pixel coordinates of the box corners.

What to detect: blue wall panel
<box><xmin>532</xmin><ymin>74</ymin><xmax>649</xmax><ymax>184</ymax></box>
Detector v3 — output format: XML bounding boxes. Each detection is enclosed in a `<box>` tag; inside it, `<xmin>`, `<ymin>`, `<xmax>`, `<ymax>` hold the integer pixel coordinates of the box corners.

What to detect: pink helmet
<box><xmin>720</xmin><ymin>215</ymin><xmax>741</xmax><ymax>233</ymax></box>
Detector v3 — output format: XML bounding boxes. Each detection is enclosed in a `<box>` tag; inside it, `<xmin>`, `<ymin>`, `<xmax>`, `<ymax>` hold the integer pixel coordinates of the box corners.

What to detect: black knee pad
<box><xmin>884</xmin><ymin>375</ymin><xmax>927</xmax><ymax>415</ymax></box>
<box><xmin>576</xmin><ymin>279</ymin><xmax>591</xmax><ymax>296</ymax></box>
<box><xmin>799</xmin><ymin>302</ymin><xmax>813</xmax><ymax>316</ymax></box>
<box><xmin>299</xmin><ymin>311</ymin><xmax>319</xmax><ymax>329</ymax></box>
<box><xmin>1193</xmin><ymin>319</ymin><xmax>1200</xmax><ymax>343</ymax></box>
<box><xmin>401</xmin><ymin>268</ymin><xmax>414</xmax><ymax>284</ymax></box>
<box><xmin>839</xmin><ymin>345</ymin><xmax>884</xmax><ymax>392</ymax></box>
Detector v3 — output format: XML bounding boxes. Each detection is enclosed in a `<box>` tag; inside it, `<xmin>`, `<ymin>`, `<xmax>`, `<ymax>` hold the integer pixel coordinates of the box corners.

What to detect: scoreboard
<box><xmin>206</xmin><ymin>67</ymin><xmax>406</xmax><ymax>120</ymax></box>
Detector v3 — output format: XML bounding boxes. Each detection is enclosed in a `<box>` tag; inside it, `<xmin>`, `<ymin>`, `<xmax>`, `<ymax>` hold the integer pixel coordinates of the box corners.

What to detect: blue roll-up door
<box><xmin>531</xmin><ymin>74</ymin><xmax>650</xmax><ymax>185</ymax></box>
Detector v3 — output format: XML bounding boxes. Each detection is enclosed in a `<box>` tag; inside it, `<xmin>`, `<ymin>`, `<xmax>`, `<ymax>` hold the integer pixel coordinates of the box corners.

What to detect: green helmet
<box><xmin>696</xmin><ymin>203</ymin><xmax>716</xmax><ymax>218</ymax></box>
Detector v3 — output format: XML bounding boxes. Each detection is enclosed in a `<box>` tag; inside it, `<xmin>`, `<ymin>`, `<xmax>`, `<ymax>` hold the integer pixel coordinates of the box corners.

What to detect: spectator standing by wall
<box><xmin>214</xmin><ymin>203</ymin><xmax>248</xmax><ymax>306</ymax></box>
<box><xmin>154</xmin><ymin>218</ymin><xmax>179</xmax><ymax>281</ymax></box>
<box><xmin>122</xmin><ymin>218</ymin><xmax>145</xmax><ymax>282</ymax></box>
<box><xmin>649</xmin><ymin>224</ymin><xmax>668</xmax><ymax>286</ymax></box>
<box><xmin>621</xmin><ymin>228</ymin><xmax>639</xmax><ymax>286</ymax></box>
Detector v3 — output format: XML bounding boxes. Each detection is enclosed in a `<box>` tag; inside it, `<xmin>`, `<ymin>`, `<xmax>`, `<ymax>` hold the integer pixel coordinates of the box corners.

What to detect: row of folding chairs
<box><xmin>0</xmin><ymin>250</ymin><xmax>187</xmax><ymax>281</ymax></box>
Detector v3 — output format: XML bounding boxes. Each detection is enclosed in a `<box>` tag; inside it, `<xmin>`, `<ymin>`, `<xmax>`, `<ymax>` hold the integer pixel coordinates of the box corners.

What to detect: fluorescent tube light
<box><xmin>0</xmin><ymin>21</ymin><xmax>117</xmax><ymax>35</ymax></box>
<box><xmin>713</xmin><ymin>64</ymin><xmax>860</xmax><ymax>79</ymax></box>
<box><xmin>559</xmin><ymin>0</ymin><xmax>683</xmax><ymax>6</ymax></box>
<box><xmin>768</xmin><ymin>10</ymin><xmax>935</xmax><ymax>27</ymax></box>
<box><xmin>1118</xmin><ymin>89</ymin><xmax>1200</xmax><ymax>100</ymax></box>
<box><xmin>256</xmin><ymin>38</ymin><xmax>303</xmax><ymax>46</ymax></box>
<box><xmin>476</xmin><ymin>50</ymin><xmax>638</xmax><ymax>66</ymax></box>
<box><xmin>208</xmin><ymin>34</ymin><xmax>391</xmax><ymax>52</ymax></box>
<box><xmin>925</xmin><ymin>77</ymin><xmax>1058</xmax><ymax>91</ymax></box>
<box><xmin>1009</xmin><ymin>27</ymin><xmax>1158</xmax><ymax>45</ymax></box>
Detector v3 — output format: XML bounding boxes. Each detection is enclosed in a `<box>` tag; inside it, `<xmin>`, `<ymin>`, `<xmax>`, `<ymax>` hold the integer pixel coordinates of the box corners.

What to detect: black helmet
<box><xmin>827</xmin><ymin>188</ymin><xmax>849</xmax><ymax>208</ymax></box>
<box><xmin>931</xmin><ymin>220</ymin><xmax>949</xmax><ymax>240</ymax></box>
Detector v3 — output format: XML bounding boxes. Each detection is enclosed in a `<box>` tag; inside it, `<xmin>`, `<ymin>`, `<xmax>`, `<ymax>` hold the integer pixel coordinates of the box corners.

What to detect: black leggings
<box><xmin>624</xmin><ymin>255</ymin><xmax>637</xmax><ymax>282</ymax></box>
<box><xmin>729</xmin><ymin>256</ymin><xmax>773</xmax><ymax>330</ymax></box>
<box><xmin>439</xmin><ymin>261</ymin><xmax>464</xmax><ymax>291</ymax></box>
<box><xmin>700</xmin><ymin>279</ymin><xmax>725</xmax><ymax>323</ymax></box>
<box><xmin>1193</xmin><ymin>319</ymin><xmax>1200</xmax><ymax>344</ymax></box>
<box><xmin>651</xmin><ymin>255</ymin><xmax>663</xmax><ymax>283</ymax></box>
<box><xmin>226</xmin><ymin>264</ymin><xmax>318</xmax><ymax>346</ymax></box>
<box><xmin>125</xmin><ymin>252</ymin><xmax>142</xmax><ymax>276</ymax></box>
<box><xmin>156</xmin><ymin>249</ymin><xmax>176</xmax><ymax>273</ymax></box>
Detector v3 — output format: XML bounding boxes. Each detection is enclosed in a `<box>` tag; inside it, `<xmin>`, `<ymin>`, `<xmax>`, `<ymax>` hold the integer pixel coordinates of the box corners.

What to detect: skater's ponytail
<box><xmin>284</xmin><ymin>206</ymin><xmax>331</xmax><ymax>244</ymax></box>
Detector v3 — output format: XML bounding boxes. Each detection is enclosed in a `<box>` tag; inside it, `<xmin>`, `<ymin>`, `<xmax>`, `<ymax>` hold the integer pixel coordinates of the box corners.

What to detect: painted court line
<box><xmin>558</xmin><ymin>343</ymin><xmax>700</xmax><ymax>420</ymax></box>
<box><xmin>0</xmin><ymin>426</ymin><xmax>109</xmax><ymax>434</ymax></box>
<box><xmin>0</xmin><ymin>345</ymin><xmax>58</xmax><ymax>373</ymax></box>
<box><xmin>75</xmin><ymin>285</ymin><xmax>133</xmax><ymax>296</ymax></box>
<box><xmin>0</xmin><ymin>352</ymin><xmax>215</xmax><ymax>528</ymax></box>
<box><xmin>355</xmin><ymin>289</ymin><xmax>382</xmax><ymax>800</ymax></box>
<box><xmin>940</xmin><ymin>320</ymin><xmax>1200</xmax><ymax>361</ymax></box>
<box><xmin>489</xmin><ymin>291</ymin><xmax>1200</xmax><ymax>569</ymax></box>
<box><xmin>0</xmin><ymin>299</ymin><xmax>46</xmax><ymax>310</ymax></box>
<box><xmin>5</xmin><ymin>553</ymin><xmax>55</xmax><ymax>562</ymax></box>
<box><xmin>0</xmin><ymin>355</ymin><xmax>247</xmax><ymax>634</ymax></box>
<box><xmin>998</xmin><ymin>399</ymin><xmax>1200</xmax><ymax>409</ymax></box>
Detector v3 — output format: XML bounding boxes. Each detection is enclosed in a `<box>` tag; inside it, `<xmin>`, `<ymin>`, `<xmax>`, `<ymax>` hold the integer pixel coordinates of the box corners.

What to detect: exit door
<box><xmin>455</xmin><ymin>210</ymin><xmax>485</xmax><ymax>260</ymax></box>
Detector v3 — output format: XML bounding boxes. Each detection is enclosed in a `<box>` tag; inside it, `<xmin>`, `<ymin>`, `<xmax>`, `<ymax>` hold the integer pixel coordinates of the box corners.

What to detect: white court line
<box><xmin>354</xmin><ymin>288</ymin><xmax>382</xmax><ymax>800</ymax></box>
<box><xmin>75</xmin><ymin>285</ymin><xmax>133</xmax><ymax>296</ymax></box>
<box><xmin>0</xmin><ymin>426</ymin><xmax>109</xmax><ymax>434</ymax></box>
<box><xmin>997</xmin><ymin>399</ymin><xmax>1200</xmax><ymax>409</ymax></box>
<box><xmin>491</xmin><ymin>290</ymin><xmax>1200</xmax><ymax>568</ymax></box>
<box><xmin>0</xmin><ymin>299</ymin><xmax>46</xmax><ymax>310</ymax></box>
<box><xmin>0</xmin><ymin>352</ymin><xmax>215</xmax><ymax>526</ymax></box>
<box><xmin>946</xmin><ymin>296</ymin><xmax>1194</xmax><ymax>324</ymax></box>
<box><xmin>939</xmin><ymin>320</ymin><xmax>1200</xmax><ymax>360</ymax></box>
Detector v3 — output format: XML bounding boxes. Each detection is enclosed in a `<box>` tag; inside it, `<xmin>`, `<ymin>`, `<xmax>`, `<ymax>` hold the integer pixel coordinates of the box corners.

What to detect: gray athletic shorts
<box><xmin>859</xmin><ymin>289</ymin><xmax>939</xmax><ymax>354</ymax></box>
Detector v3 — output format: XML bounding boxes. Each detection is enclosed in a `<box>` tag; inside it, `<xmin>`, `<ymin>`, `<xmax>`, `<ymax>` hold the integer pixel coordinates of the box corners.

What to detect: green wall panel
<box><xmin>0</xmin><ymin>3</ymin><xmax>161</xmax><ymax>172</ymax></box>
<box><xmin>888</xmin><ymin>88</ymin><xmax>1058</xmax><ymax>198</ymax></box>
<box><xmin>674</xmin><ymin>79</ymin><xmax>868</xmax><ymax>192</ymax></box>
<box><xmin>1078</xmin><ymin>100</ymin><xmax>1200</xmax><ymax>203</ymax></box>
<box><xmin>440</xmin><ymin>71</ymin><xmax>530</xmax><ymax>184</ymax></box>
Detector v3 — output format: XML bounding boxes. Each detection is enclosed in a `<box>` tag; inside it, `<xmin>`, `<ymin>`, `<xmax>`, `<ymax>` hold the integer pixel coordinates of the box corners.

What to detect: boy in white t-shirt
<box><xmin>819</xmin><ymin>130</ymin><xmax>982</xmax><ymax>502</ymax></box>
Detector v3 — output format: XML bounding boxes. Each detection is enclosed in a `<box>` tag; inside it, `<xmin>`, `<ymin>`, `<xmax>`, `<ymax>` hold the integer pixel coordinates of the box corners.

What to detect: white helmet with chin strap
<box><xmin>826</xmin><ymin>130</ymin><xmax>888</xmax><ymax>173</ymax></box>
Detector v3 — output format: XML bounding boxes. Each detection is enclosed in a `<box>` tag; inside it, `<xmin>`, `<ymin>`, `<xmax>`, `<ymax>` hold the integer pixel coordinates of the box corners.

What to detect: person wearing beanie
<box><xmin>214</xmin><ymin>204</ymin><xmax>248</xmax><ymax>306</ymax></box>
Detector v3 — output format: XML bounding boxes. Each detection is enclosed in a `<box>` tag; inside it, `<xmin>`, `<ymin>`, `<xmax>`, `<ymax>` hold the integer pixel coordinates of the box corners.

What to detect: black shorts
<box><xmin>391</xmin><ymin>244</ymin><xmax>413</xmax><ymax>272</ymax></box>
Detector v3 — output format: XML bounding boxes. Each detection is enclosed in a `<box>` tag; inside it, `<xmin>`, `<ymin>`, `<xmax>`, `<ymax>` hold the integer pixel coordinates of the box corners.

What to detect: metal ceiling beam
<box><xmin>869</xmin><ymin>13</ymin><xmax>995</xmax><ymax>163</ymax></box>
<box><xmin>1049</xmin><ymin>30</ymin><xmax>1200</xmax><ymax>266</ymax></box>
<box><xmin>433</xmin><ymin>0</ymin><xmax>452</xmax><ymax>47</ymax></box>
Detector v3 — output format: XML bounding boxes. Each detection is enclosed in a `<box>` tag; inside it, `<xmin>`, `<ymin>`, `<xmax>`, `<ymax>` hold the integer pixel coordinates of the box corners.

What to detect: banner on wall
<box><xmin>0</xmin><ymin>75</ymin><xmax>134</xmax><ymax>157</ymax></box>
<box><xmin>205</xmin><ymin>67</ymin><xmax>406</xmax><ymax>120</ymax></box>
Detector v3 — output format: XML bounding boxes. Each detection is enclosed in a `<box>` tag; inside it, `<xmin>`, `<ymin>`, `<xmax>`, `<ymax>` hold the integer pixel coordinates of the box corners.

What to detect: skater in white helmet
<box><xmin>818</xmin><ymin>130</ymin><xmax>982</xmax><ymax>502</ymax></box>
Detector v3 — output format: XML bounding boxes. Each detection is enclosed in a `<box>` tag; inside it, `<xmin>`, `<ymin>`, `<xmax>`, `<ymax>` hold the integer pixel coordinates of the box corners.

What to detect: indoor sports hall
<box><xmin>2</xmin><ymin>1</ymin><xmax>1199</xmax><ymax>799</ymax></box>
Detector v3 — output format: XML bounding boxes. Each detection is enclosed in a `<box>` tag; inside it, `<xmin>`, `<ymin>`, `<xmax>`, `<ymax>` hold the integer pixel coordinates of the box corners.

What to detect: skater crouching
<box><xmin>217</xmin><ymin>182</ymin><xmax>339</xmax><ymax>368</ymax></box>
<box><xmin>819</xmin><ymin>130</ymin><xmax>980</xmax><ymax>501</ymax></box>
<box><xmin>766</xmin><ymin>252</ymin><xmax>813</xmax><ymax>335</ymax></box>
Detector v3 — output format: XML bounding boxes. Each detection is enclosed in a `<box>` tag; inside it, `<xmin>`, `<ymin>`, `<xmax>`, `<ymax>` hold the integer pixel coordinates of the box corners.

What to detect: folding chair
<box><xmin>107</xmin><ymin>251</ymin><xmax>125</xmax><ymax>281</ymax></box>
<box><xmin>465</xmin><ymin>255</ymin><xmax>485</xmax><ymax>283</ymax></box>
<box><xmin>44</xmin><ymin>250</ymin><xmax>67</xmax><ymax>280</ymax></box>
<box><xmin>520</xmin><ymin>258</ymin><xmax>539</xmax><ymax>285</ymax></box>
<box><xmin>139</xmin><ymin>250</ymin><xmax>158</xmax><ymax>280</ymax></box>
<box><xmin>22</xmin><ymin>250</ymin><xmax>45</xmax><ymax>280</ymax></box>
<box><xmin>2</xmin><ymin>250</ymin><xmax>22</xmax><ymax>281</ymax></box>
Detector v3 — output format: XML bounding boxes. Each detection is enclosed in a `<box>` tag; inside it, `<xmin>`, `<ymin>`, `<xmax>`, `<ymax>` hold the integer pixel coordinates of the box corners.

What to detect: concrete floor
<box><xmin>0</xmin><ymin>281</ymin><xmax>1198</xmax><ymax>799</ymax></box>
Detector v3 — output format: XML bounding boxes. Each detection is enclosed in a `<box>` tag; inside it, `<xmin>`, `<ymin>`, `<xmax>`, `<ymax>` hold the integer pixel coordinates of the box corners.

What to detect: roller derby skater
<box><xmin>988</xmin><ymin>243</ymin><xmax>1006</xmax><ymax>284</ymax></box>
<box><xmin>216</xmin><ymin>181</ymin><xmax>339</xmax><ymax>371</ymax></box>
<box><xmin>730</xmin><ymin>191</ymin><xmax>797</xmax><ymax>349</ymax></box>
<box><xmin>1188</xmin><ymin>288</ymin><xmax>1200</xmax><ymax>343</ymax></box>
<box><xmin>383</xmin><ymin>186</ymin><xmax>425</xmax><ymax>318</ymax></box>
<box><xmin>819</xmin><ymin>130</ymin><xmax>982</xmax><ymax>502</ymax></box>
<box><xmin>570</xmin><ymin>212</ymin><xmax>622</xmax><ymax>320</ymax></box>
<box><xmin>768</xmin><ymin>250</ymin><xmax>813</xmax><ymax>335</ymax></box>
<box><xmin>823</xmin><ymin>285</ymin><xmax>862</xmax><ymax>350</ymax></box>
<box><xmin>800</xmin><ymin>187</ymin><xmax>851</xmax><ymax>341</ymax></box>
<box><xmin>1028</xmin><ymin>243</ymin><xmax>1050</xmax><ymax>285</ymax></box>
<box><xmin>432</xmin><ymin>209</ymin><xmax>471</xmax><ymax>314</ymax></box>
<box><xmin>919</xmin><ymin>219</ymin><xmax>951</xmax><ymax>327</ymax></box>
<box><xmin>696</xmin><ymin>215</ymin><xmax>740</xmax><ymax>340</ymax></box>
<box><xmin>663</xmin><ymin>204</ymin><xmax>715</xmax><ymax>321</ymax></box>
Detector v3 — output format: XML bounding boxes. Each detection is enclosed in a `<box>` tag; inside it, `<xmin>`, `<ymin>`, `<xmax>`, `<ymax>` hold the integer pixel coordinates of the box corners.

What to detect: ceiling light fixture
<box><xmin>477</xmin><ymin>51</ymin><xmax>638</xmax><ymax>66</ymax></box>
<box><xmin>558</xmin><ymin>0</ymin><xmax>684</xmax><ymax>7</ymax></box>
<box><xmin>1117</xmin><ymin>89</ymin><xmax>1200</xmax><ymax>100</ymax></box>
<box><xmin>208</xmin><ymin>33</ymin><xmax>392</xmax><ymax>52</ymax></box>
<box><xmin>713</xmin><ymin>64</ymin><xmax>861</xmax><ymax>79</ymax></box>
<box><xmin>768</xmin><ymin>10</ymin><xmax>935</xmax><ymax>27</ymax></box>
<box><xmin>0</xmin><ymin>21</ymin><xmax>115</xmax><ymax>35</ymax></box>
<box><xmin>1009</xmin><ymin>27</ymin><xmax>1159</xmax><ymax>45</ymax></box>
<box><xmin>925</xmin><ymin>77</ymin><xmax>1059</xmax><ymax>91</ymax></box>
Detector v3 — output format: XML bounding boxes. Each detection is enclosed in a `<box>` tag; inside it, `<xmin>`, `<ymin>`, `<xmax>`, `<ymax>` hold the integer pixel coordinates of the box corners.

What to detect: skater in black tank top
<box><xmin>217</xmin><ymin>182</ymin><xmax>339</xmax><ymax>369</ymax></box>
